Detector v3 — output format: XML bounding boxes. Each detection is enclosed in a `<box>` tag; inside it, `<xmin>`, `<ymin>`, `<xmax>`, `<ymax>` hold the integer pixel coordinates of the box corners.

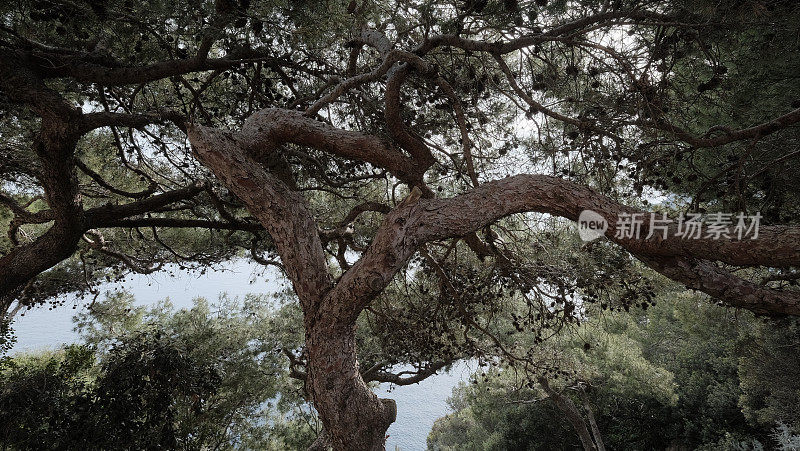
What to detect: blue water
<box><xmin>7</xmin><ymin>260</ymin><xmax>468</xmax><ymax>450</ymax></box>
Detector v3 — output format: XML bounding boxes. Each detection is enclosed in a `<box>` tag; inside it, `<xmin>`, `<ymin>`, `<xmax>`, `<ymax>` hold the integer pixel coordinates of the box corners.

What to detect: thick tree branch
<box><xmin>331</xmin><ymin>175</ymin><xmax>800</xmax><ymax>318</ymax></box>
<box><xmin>234</xmin><ymin>108</ymin><xmax>418</xmax><ymax>182</ymax></box>
<box><xmin>84</xmin><ymin>183</ymin><xmax>206</xmax><ymax>226</ymax></box>
<box><xmin>0</xmin><ymin>50</ymin><xmax>81</xmax><ymax>123</ymax></box>
<box><xmin>79</xmin><ymin>110</ymin><xmax>187</xmax><ymax>134</ymax></box>
<box><xmin>93</xmin><ymin>217</ymin><xmax>262</xmax><ymax>231</ymax></box>
<box><xmin>186</xmin><ymin>124</ymin><xmax>333</xmax><ymax>312</ymax></box>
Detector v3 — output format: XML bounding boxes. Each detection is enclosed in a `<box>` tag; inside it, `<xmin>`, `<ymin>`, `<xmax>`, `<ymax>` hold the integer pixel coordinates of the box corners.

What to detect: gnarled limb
<box><xmin>365</xmin><ymin>361</ymin><xmax>450</xmax><ymax>386</ymax></box>
<box><xmin>237</xmin><ymin>108</ymin><xmax>418</xmax><ymax>183</ymax></box>
<box><xmin>186</xmin><ymin>124</ymin><xmax>332</xmax><ymax>310</ymax></box>
<box><xmin>329</xmin><ymin>173</ymin><xmax>800</xmax><ymax>317</ymax></box>
<box><xmin>188</xmin><ymin>123</ymin><xmax>398</xmax><ymax>451</ymax></box>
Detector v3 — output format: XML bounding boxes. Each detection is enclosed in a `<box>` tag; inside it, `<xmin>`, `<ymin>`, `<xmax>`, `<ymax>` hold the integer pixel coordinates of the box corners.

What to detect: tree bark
<box><xmin>0</xmin><ymin>55</ymin><xmax>213</xmax><ymax>314</ymax></box>
<box><xmin>0</xmin><ymin>120</ymin><xmax>84</xmax><ymax>313</ymax></box>
<box><xmin>306</xmin><ymin>317</ymin><xmax>396</xmax><ymax>450</ymax></box>
<box><xmin>187</xmin><ymin>107</ymin><xmax>800</xmax><ymax>448</ymax></box>
<box><xmin>187</xmin><ymin>123</ymin><xmax>397</xmax><ymax>450</ymax></box>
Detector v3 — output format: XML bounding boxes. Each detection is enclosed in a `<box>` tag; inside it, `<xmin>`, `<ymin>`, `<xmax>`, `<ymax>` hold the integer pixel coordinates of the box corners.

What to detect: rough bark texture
<box><xmin>0</xmin><ymin>52</ymin><xmax>233</xmax><ymax>314</ymax></box>
<box><xmin>306</xmin><ymin>320</ymin><xmax>396</xmax><ymax>450</ymax></box>
<box><xmin>186</xmin><ymin>105</ymin><xmax>800</xmax><ymax>448</ymax></box>
<box><xmin>238</xmin><ymin>108</ymin><xmax>417</xmax><ymax>182</ymax></box>
<box><xmin>5</xmin><ymin>12</ymin><xmax>800</xmax><ymax>447</ymax></box>
<box><xmin>188</xmin><ymin>123</ymin><xmax>397</xmax><ymax>450</ymax></box>
<box><xmin>0</xmin><ymin>54</ymin><xmax>85</xmax><ymax>311</ymax></box>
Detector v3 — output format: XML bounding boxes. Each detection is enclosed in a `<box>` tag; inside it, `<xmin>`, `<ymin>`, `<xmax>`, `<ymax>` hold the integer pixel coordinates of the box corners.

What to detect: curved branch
<box><xmin>539</xmin><ymin>377</ymin><xmax>598</xmax><ymax>451</ymax></box>
<box><xmin>644</xmin><ymin>108</ymin><xmax>800</xmax><ymax>148</ymax></box>
<box><xmin>305</xmin><ymin>49</ymin><xmax>419</xmax><ymax>116</ymax></box>
<box><xmin>384</xmin><ymin>64</ymin><xmax>436</xmax><ymax>179</ymax></box>
<box><xmin>75</xmin><ymin>159</ymin><xmax>157</xmax><ymax>199</ymax></box>
<box><xmin>187</xmin><ymin>123</ymin><xmax>333</xmax><ymax>313</ymax></box>
<box><xmin>416</xmin><ymin>11</ymin><xmax>674</xmax><ymax>55</ymax></box>
<box><xmin>234</xmin><ymin>108</ymin><xmax>418</xmax><ymax>182</ymax></box>
<box><xmin>330</xmin><ymin>174</ymin><xmax>800</xmax><ymax>318</ymax></box>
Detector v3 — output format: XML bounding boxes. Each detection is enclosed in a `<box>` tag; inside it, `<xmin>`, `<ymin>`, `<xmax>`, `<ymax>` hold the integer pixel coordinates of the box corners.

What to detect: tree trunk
<box><xmin>0</xmin><ymin>120</ymin><xmax>84</xmax><ymax>314</ymax></box>
<box><xmin>578</xmin><ymin>385</ymin><xmax>605</xmax><ymax>451</ymax></box>
<box><xmin>187</xmin><ymin>123</ymin><xmax>398</xmax><ymax>450</ymax></box>
<box><xmin>306</xmin><ymin>318</ymin><xmax>396</xmax><ymax>450</ymax></box>
<box><xmin>539</xmin><ymin>377</ymin><xmax>597</xmax><ymax>451</ymax></box>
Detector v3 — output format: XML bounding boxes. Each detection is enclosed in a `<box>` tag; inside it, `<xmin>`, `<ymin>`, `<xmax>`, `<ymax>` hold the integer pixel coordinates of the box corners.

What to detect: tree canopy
<box><xmin>2</xmin><ymin>0</ymin><xmax>800</xmax><ymax>448</ymax></box>
<box><xmin>429</xmin><ymin>292</ymin><xmax>800</xmax><ymax>450</ymax></box>
<box><xmin>1</xmin><ymin>293</ymin><xmax>318</xmax><ymax>450</ymax></box>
